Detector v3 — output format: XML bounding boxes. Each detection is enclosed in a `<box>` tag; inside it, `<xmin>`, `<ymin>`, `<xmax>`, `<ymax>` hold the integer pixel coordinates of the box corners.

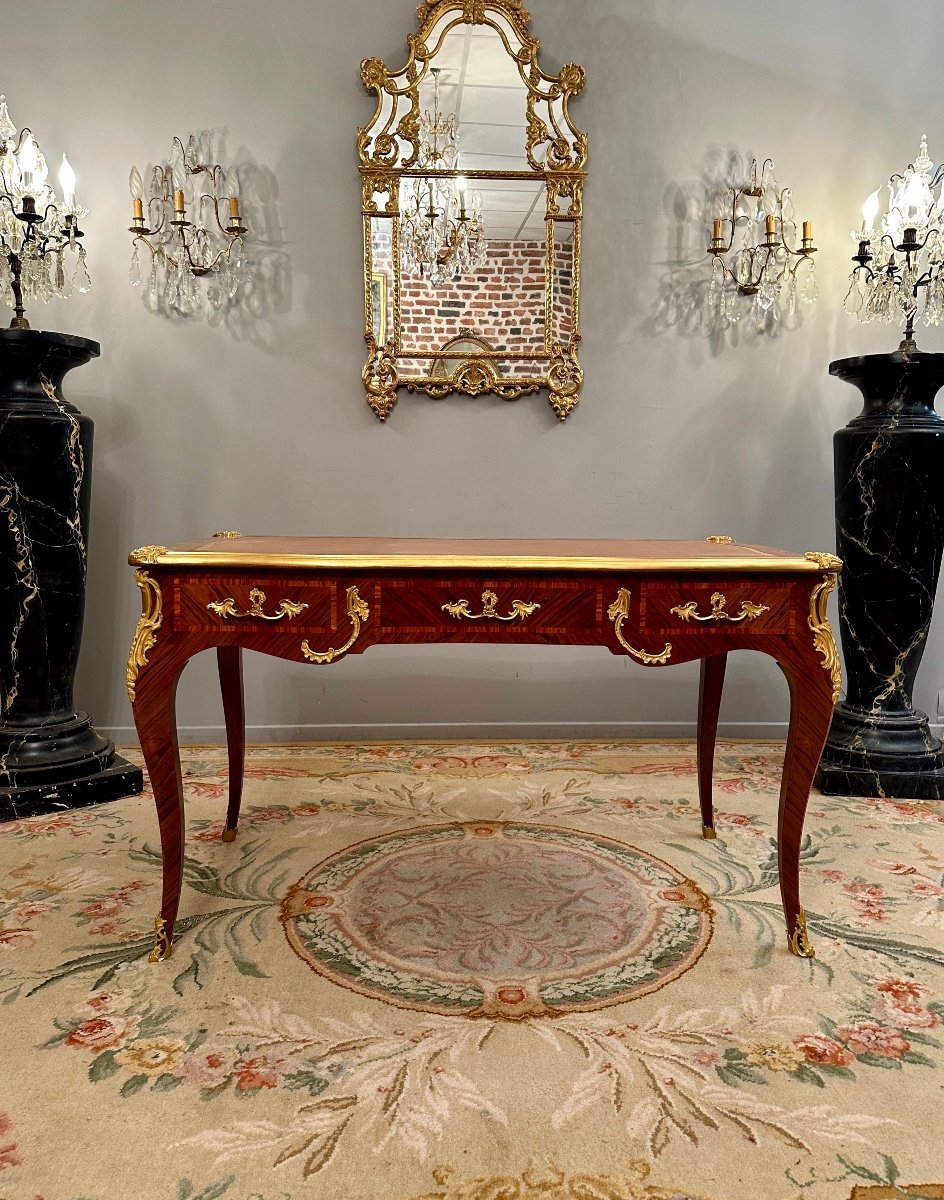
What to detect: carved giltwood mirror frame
<box><xmin>358</xmin><ymin>0</ymin><xmax>587</xmax><ymax>422</ymax></box>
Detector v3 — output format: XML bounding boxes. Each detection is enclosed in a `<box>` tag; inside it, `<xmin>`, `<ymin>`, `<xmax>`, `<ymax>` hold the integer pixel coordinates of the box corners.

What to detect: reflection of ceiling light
<box><xmin>401</xmin><ymin>176</ymin><xmax>488</xmax><ymax>285</ymax></box>
<box><xmin>402</xmin><ymin>69</ymin><xmax>488</xmax><ymax>284</ymax></box>
<box><xmin>845</xmin><ymin>135</ymin><xmax>944</xmax><ymax>349</ymax></box>
<box><xmin>418</xmin><ymin>68</ymin><xmax>458</xmax><ymax>170</ymax></box>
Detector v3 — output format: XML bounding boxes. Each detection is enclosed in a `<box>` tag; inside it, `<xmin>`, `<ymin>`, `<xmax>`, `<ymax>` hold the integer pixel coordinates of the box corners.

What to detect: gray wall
<box><xmin>7</xmin><ymin>0</ymin><xmax>944</xmax><ymax>741</ymax></box>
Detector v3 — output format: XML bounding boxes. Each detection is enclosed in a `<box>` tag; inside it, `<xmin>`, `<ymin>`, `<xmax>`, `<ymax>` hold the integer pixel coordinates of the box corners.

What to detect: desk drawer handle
<box><xmin>669</xmin><ymin>592</ymin><xmax>770</xmax><ymax>624</ymax></box>
<box><xmin>301</xmin><ymin>586</ymin><xmax>369</xmax><ymax>663</ymax></box>
<box><xmin>208</xmin><ymin>588</ymin><xmax>308</xmax><ymax>622</ymax></box>
<box><xmin>607</xmin><ymin>589</ymin><xmax>672</xmax><ymax>664</ymax></box>
<box><xmin>442</xmin><ymin>589</ymin><xmax>541</xmax><ymax>622</ymax></box>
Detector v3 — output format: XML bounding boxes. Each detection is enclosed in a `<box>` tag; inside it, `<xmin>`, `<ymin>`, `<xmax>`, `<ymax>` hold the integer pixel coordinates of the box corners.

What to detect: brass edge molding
<box><xmin>148</xmin><ymin>915</ymin><xmax>172</xmax><ymax>963</ymax></box>
<box><xmin>155</xmin><ymin>550</ymin><xmax>829</xmax><ymax>572</ymax></box>
<box><xmin>804</xmin><ymin>550</ymin><xmax>842</xmax><ymax>571</ymax></box>
<box><xmin>788</xmin><ymin>908</ymin><xmax>815</xmax><ymax>958</ymax></box>
<box><xmin>127</xmin><ymin>570</ymin><xmax>163</xmax><ymax>703</ymax></box>
<box><xmin>301</xmin><ymin>586</ymin><xmax>370</xmax><ymax>664</ymax></box>
<box><xmin>606</xmin><ymin>589</ymin><xmax>672</xmax><ymax>665</ymax></box>
<box><xmin>442</xmin><ymin>589</ymin><xmax>541</xmax><ymax>622</ymax></box>
<box><xmin>208</xmin><ymin>588</ymin><xmax>308</xmax><ymax>622</ymax></box>
<box><xmin>808</xmin><ymin>574</ymin><xmax>843</xmax><ymax>703</ymax></box>
<box><xmin>670</xmin><ymin>592</ymin><xmax>770</xmax><ymax>624</ymax></box>
<box><xmin>707</xmin><ymin>535</ymin><xmax>734</xmax><ymax>544</ymax></box>
<box><xmin>128</xmin><ymin>544</ymin><xmax>167</xmax><ymax>565</ymax></box>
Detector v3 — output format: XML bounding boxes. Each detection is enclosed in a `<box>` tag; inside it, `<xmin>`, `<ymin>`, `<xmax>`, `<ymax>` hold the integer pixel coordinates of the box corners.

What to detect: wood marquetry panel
<box><xmin>640</xmin><ymin>580</ymin><xmax>794</xmax><ymax>636</ymax></box>
<box><xmin>173</xmin><ymin>577</ymin><xmax>336</xmax><ymax>635</ymax></box>
<box><xmin>376</xmin><ymin>578</ymin><xmax>603</xmax><ymax>637</ymax></box>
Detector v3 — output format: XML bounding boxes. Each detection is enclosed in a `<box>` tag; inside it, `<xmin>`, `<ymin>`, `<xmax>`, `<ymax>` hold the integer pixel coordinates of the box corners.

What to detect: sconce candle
<box><xmin>0</xmin><ymin>95</ymin><xmax>91</xmax><ymax>328</ymax></box>
<box><xmin>127</xmin><ymin>133</ymin><xmax>249</xmax><ymax>315</ymax></box>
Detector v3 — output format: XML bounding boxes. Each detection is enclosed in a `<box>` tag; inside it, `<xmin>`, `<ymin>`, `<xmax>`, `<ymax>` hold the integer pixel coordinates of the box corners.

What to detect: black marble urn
<box><xmin>817</xmin><ymin>349</ymin><xmax>944</xmax><ymax>799</ymax></box>
<box><xmin>0</xmin><ymin>329</ymin><xmax>142</xmax><ymax>820</ymax></box>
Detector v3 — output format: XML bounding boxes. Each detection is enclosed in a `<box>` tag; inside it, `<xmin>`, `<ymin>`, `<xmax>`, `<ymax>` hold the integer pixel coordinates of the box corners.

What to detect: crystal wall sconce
<box><xmin>0</xmin><ymin>95</ymin><xmax>90</xmax><ymax>329</ymax></box>
<box><xmin>844</xmin><ymin>134</ymin><xmax>944</xmax><ymax>350</ymax></box>
<box><xmin>705</xmin><ymin>157</ymin><xmax>816</xmax><ymax>330</ymax></box>
<box><xmin>127</xmin><ymin>134</ymin><xmax>248</xmax><ymax>315</ymax></box>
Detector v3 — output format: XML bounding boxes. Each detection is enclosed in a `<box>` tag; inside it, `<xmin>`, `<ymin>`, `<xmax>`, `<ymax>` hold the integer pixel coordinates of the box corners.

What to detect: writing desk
<box><xmin>126</xmin><ymin>535</ymin><xmax>841</xmax><ymax>965</ymax></box>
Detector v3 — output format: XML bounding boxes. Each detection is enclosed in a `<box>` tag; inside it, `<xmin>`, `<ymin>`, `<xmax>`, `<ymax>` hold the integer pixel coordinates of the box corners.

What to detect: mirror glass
<box><xmin>359</xmin><ymin>0</ymin><xmax>586</xmax><ymax>420</ymax></box>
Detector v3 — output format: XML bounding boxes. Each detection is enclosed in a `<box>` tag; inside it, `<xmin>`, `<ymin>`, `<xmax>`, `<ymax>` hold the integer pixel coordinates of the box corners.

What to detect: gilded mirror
<box><xmin>358</xmin><ymin>0</ymin><xmax>587</xmax><ymax>421</ymax></box>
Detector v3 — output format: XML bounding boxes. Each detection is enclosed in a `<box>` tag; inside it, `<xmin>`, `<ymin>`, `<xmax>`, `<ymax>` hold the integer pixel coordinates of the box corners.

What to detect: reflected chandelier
<box><xmin>127</xmin><ymin>134</ymin><xmax>248</xmax><ymax>315</ymax></box>
<box><xmin>400</xmin><ymin>68</ymin><xmax>487</xmax><ymax>285</ymax></box>
<box><xmin>705</xmin><ymin>157</ymin><xmax>816</xmax><ymax>330</ymax></box>
<box><xmin>844</xmin><ymin>135</ymin><xmax>944</xmax><ymax>350</ymax></box>
<box><xmin>0</xmin><ymin>95</ymin><xmax>90</xmax><ymax>329</ymax></box>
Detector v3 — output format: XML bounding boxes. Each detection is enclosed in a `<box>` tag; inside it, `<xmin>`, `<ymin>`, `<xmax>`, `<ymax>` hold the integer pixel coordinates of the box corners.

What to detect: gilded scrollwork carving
<box><xmin>788</xmin><ymin>909</ymin><xmax>815</xmax><ymax>959</ymax></box>
<box><xmin>207</xmin><ymin>588</ymin><xmax>308</xmax><ymax>622</ymax></box>
<box><xmin>148</xmin><ymin>915</ymin><xmax>172</xmax><ymax>963</ymax></box>
<box><xmin>301</xmin><ymin>586</ymin><xmax>370</xmax><ymax>664</ymax></box>
<box><xmin>669</xmin><ymin>592</ymin><xmax>770</xmax><ymax>624</ymax></box>
<box><xmin>359</xmin><ymin>0</ymin><xmax>586</xmax><ymax>418</ymax></box>
<box><xmin>442</xmin><ymin>589</ymin><xmax>541</xmax><ymax>621</ymax></box>
<box><xmin>808</xmin><ymin>572</ymin><xmax>843</xmax><ymax>703</ymax></box>
<box><xmin>363</xmin><ymin>336</ymin><xmax>400</xmax><ymax>421</ymax></box>
<box><xmin>547</xmin><ymin>339</ymin><xmax>583</xmax><ymax>421</ymax></box>
<box><xmin>606</xmin><ymin>589</ymin><xmax>672</xmax><ymax>665</ymax></box>
<box><xmin>128</xmin><ymin>545</ymin><xmax>167</xmax><ymax>565</ymax></box>
<box><xmin>127</xmin><ymin>570</ymin><xmax>163</xmax><ymax>703</ymax></box>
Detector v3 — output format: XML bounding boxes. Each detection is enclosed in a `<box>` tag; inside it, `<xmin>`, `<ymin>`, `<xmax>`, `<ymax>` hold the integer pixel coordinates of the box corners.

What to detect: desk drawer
<box><xmin>641</xmin><ymin>581</ymin><xmax>793</xmax><ymax>635</ymax></box>
<box><xmin>174</xmin><ymin>577</ymin><xmax>336</xmax><ymax>634</ymax></box>
<box><xmin>377</xmin><ymin>578</ymin><xmax>603</xmax><ymax>636</ymax></box>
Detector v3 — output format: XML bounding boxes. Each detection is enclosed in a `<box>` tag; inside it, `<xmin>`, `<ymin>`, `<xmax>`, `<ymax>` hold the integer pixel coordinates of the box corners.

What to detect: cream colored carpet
<box><xmin>1</xmin><ymin>741</ymin><xmax>942</xmax><ymax>1200</ymax></box>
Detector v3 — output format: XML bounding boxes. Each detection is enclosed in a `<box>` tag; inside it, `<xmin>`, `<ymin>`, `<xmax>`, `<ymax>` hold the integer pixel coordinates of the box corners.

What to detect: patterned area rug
<box><xmin>1</xmin><ymin>741</ymin><xmax>943</xmax><ymax>1200</ymax></box>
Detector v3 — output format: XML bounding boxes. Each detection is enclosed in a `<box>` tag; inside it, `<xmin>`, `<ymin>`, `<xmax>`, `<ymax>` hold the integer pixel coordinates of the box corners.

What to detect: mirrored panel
<box><xmin>358</xmin><ymin>0</ymin><xmax>587</xmax><ymax>421</ymax></box>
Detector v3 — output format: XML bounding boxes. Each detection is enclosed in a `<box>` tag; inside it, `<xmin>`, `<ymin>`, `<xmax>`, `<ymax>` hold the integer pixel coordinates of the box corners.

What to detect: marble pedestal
<box><xmin>817</xmin><ymin>350</ymin><xmax>944</xmax><ymax>799</ymax></box>
<box><xmin>0</xmin><ymin>329</ymin><xmax>142</xmax><ymax>820</ymax></box>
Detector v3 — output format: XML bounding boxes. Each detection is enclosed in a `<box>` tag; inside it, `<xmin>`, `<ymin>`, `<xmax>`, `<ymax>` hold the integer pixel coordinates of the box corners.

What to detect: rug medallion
<box><xmin>281</xmin><ymin>820</ymin><xmax>712</xmax><ymax>1018</ymax></box>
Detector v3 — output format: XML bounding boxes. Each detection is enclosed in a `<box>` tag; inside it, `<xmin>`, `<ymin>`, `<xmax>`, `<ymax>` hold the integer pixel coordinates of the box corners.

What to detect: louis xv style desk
<box><xmin>126</xmin><ymin>534</ymin><xmax>842</xmax><ymax>966</ymax></box>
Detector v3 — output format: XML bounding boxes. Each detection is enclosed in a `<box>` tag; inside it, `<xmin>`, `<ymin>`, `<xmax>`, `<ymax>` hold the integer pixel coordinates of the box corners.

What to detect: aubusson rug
<box><xmin>1</xmin><ymin>741</ymin><xmax>942</xmax><ymax>1200</ymax></box>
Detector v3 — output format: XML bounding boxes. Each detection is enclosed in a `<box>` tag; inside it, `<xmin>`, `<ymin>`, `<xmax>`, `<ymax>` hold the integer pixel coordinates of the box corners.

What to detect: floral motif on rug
<box><xmin>281</xmin><ymin>820</ymin><xmax>712</xmax><ymax>1018</ymax></box>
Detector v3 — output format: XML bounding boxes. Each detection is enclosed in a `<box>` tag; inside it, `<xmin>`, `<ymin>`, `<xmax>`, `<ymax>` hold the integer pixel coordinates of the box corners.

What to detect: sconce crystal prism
<box><xmin>127</xmin><ymin>134</ymin><xmax>248</xmax><ymax>315</ymax></box>
<box><xmin>0</xmin><ymin>95</ymin><xmax>90</xmax><ymax>329</ymax></box>
<box><xmin>704</xmin><ymin>157</ymin><xmax>816</xmax><ymax>330</ymax></box>
<box><xmin>844</xmin><ymin>134</ymin><xmax>944</xmax><ymax>349</ymax></box>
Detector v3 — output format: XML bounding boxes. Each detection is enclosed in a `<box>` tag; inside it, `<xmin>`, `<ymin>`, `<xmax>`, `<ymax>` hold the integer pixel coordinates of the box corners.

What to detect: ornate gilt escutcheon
<box><xmin>670</xmin><ymin>591</ymin><xmax>770</xmax><ymax>624</ymax></box>
<box><xmin>706</xmin><ymin>535</ymin><xmax>734</xmax><ymax>544</ymax></box>
<box><xmin>148</xmin><ymin>915</ymin><xmax>172</xmax><ymax>963</ymax></box>
<box><xmin>301</xmin><ymin>586</ymin><xmax>370</xmax><ymax>664</ymax></box>
<box><xmin>207</xmin><ymin>588</ymin><xmax>308</xmax><ymax>622</ymax></box>
<box><xmin>126</xmin><ymin>569</ymin><xmax>164</xmax><ymax>703</ymax></box>
<box><xmin>805</xmin><ymin>554</ymin><xmax>843</xmax><ymax>703</ymax></box>
<box><xmin>788</xmin><ymin>908</ymin><xmax>815</xmax><ymax>958</ymax></box>
<box><xmin>442</xmin><ymin>590</ymin><xmax>541</xmax><ymax>622</ymax></box>
<box><xmin>606</xmin><ymin>589</ymin><xmax>672</xmax><ymax>665</ymax></box>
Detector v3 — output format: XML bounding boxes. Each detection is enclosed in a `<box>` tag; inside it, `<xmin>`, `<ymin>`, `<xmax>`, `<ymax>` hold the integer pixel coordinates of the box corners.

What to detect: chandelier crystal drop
<box><xmin>0</xmin><ymin>95</ymin><xmax>90</xmax><ymax>329</ymax></box>
<box><xmin>844</xmin><ymin>134</ymin><xmax>944</xmax><ymax>349</ymax></box>
<box><xmin>127</xmin><ymin>134</ymin><xmax>248</xmax><ymax>316</ymax></box>
<box><xmin>703</xmin><ymin>157</ymin><xmax>816</xmax><ymax>333</ymax></box>
<box><xmin>400</xmin><ymin>69</ymin><xmax>488</xmax><ymax>284</ymax></box>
